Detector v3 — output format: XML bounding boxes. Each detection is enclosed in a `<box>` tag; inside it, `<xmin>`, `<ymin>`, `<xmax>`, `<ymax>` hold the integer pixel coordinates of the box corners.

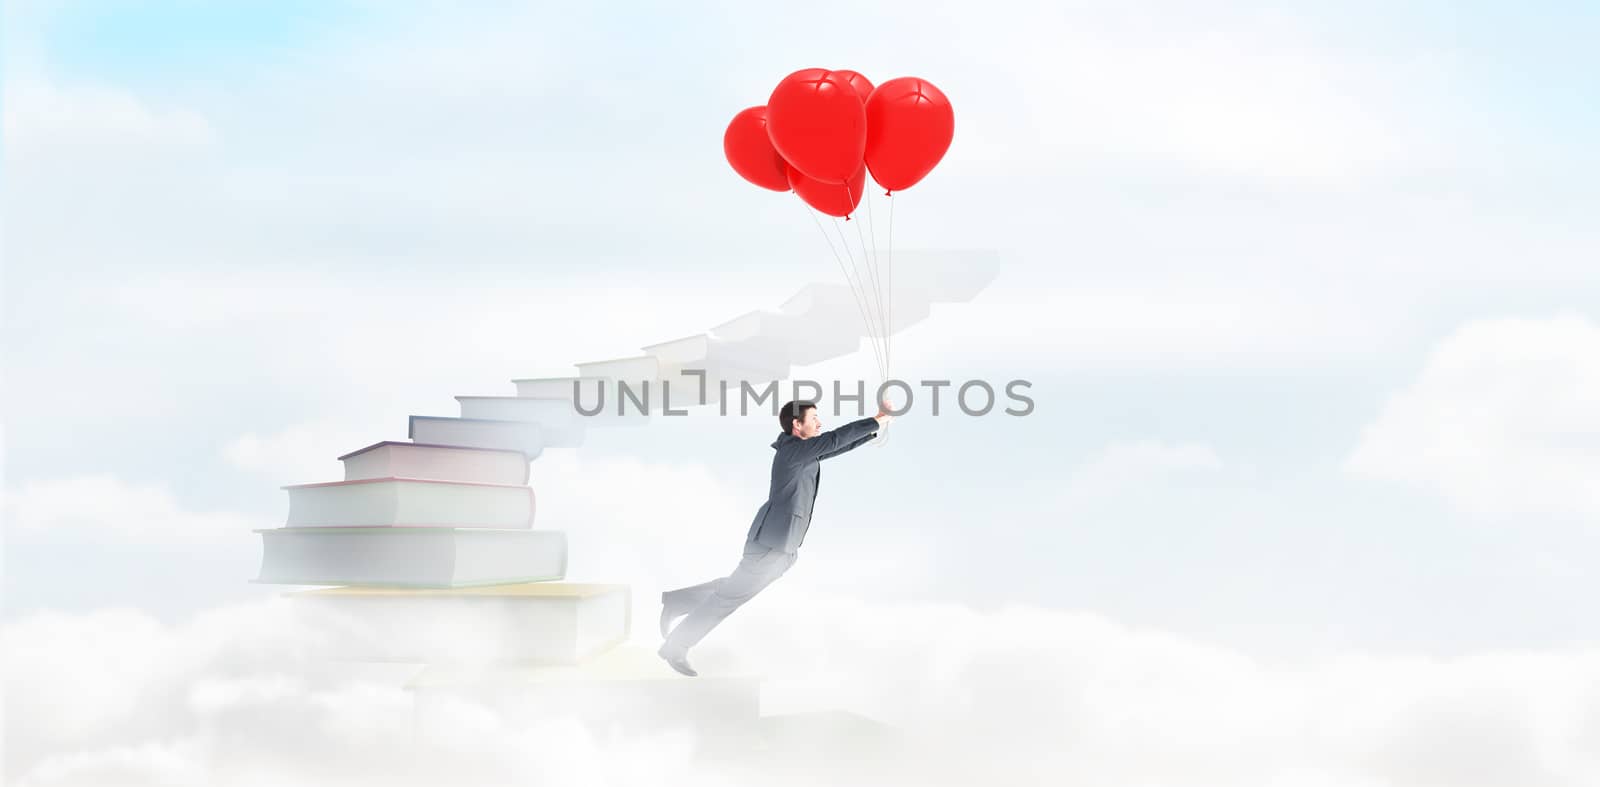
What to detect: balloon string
<box><xmin>864</xmin><ymin>178</ymin><xmax>882</xmax><ymax>308</ymax></box>
<box><xmin>867</xmin><ymin>186</ymin><xmax>893</xmax><ymax>448</ymax></box>
<box><xmin>851</xmin><ymin>179</ymin><xmax>889</xmax><ymax>355</ymax></box>
<box><xmin>830</xmin><ymin>214</ymin><xmax>888</xmax><ymax>378</ymax></box>
<box><xmin>831</xmin><ymin>215</ymin><xmax>887</xmax><ymax>379</ymax></box>
<box><xmin>853</xmin><ymin>190</ymin><xmax>889</xmax><ymax>371</ymax></box>
<box><xmin>866</xmin><ymin>187</ymin><xmax>887</xmax><ymax>372</ymax></box>
<box><xmin>869</xmin><ymin>189</ymin><xmax>893</xmax><ymax>448</ymax></box>
<box><xmin>846</xmin><ymin>233</ymin><xmax>889</xmax><ymax>381</ymax></box>
<box><xmin>808</xmin><ymin>203</ymin><xmax>885</xmax><ymax>376</ymax></box>
<box><xmin>801</xmin><ymin>200</ymin><xmax>886</xmax><ymax>377</ymax></box>
<box><xmin>827</xmin><ymin>180</ymin><xmax>886</xmax><ymax>374</ymax></box>
<box><xmin>885</xmin><ymin>192</ymin><xmax>895</xmax><ymax>374</ymax></box>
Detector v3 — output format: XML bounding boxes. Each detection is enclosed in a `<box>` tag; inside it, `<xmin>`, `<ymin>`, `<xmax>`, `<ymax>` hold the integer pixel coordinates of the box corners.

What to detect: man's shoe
<box><xmin>657</xmin><ymin>644</ymin><xmax>697</xmax><ymax>677</ymax></box>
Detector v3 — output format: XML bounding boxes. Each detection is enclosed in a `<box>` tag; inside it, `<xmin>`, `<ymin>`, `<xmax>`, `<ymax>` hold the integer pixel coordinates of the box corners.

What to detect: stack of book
<box><xmin>254</xmin><ymin>437</ymin><xmax>631</xmax><ymax>665</ymax></box>
<box><xmin>250</xmin><ymin>381</ymin><xmax>767</xmax><ymax>735</ymax></box>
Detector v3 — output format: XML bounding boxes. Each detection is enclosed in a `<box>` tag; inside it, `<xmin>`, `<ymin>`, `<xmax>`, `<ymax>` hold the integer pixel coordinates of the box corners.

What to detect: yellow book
<box><xmin>287</xmin><ymin>581</ymin><xmax>629</xmax><ymax>665</ymax></box>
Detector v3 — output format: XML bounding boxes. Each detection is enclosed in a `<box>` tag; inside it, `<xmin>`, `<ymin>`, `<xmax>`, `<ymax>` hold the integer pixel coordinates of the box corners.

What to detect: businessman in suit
<box><xmin>657</xmin><ymin>397</ymin><xmax>894</xmax><ymax>676</ymax></box>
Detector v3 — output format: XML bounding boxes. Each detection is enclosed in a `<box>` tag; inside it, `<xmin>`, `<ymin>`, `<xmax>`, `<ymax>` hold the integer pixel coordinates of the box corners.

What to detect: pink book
<box><xmin>337</xmin><ymin>441</ymin><xmax>530</xmax><ymax>485</ymax></box>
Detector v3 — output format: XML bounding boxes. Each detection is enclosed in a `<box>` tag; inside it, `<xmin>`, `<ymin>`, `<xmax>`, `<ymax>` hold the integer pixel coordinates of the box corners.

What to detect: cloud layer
<box><xmin>1347</xmin><ymin>311</ymin><xmax>1600</xmax><ymax>519</ymax></box>
<box><xmin>6</xmin><ymin>594</ymin><xmax>1600</xmax><ymax>787</ymax></box>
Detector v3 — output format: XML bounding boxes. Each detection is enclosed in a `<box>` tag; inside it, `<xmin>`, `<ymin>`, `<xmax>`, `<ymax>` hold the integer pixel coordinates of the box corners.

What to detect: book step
<box><xmin>254</xmin><ymin>527</ymin><xmax>566</xmax><ymax>587</ymax></box>
<box><xmin>338</xmin><ymin>441</ymin><xmax>531</xmax><ymax>485</ymax></box>
<box><xmin>281</xmin><ymin>477</ymin><xmax>535</xmax><ymax>528</ymax></box>
<box><xmin>508</xmin><ymin>375</ymin><xmax>610</xmax><ymax>399</ymax></box>
<box><xmin>408</xmin><ymin>414</ymin><xmax>580</xmax><ymax>455</ymax></box>
<box><xmin>454</xmin><ymin>395</ymin><xmax>648</xmax><ymax>427</ymax></box>
<box><xmin>286</xmin><ymin>581</ymin><xmax>628</xmax><ymax>665</ymax></box>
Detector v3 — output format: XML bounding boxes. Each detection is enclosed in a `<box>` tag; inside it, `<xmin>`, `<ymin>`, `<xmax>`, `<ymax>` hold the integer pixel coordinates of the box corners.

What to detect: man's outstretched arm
<box><xmin>791</xmin><ymin>400</ymin><xmax>896</xmax><ymax>463</ymax></box>
<box><xmin>818</xmin><ymin>430</ymin><xmax>877</xmax><ymax>460</ymax></box>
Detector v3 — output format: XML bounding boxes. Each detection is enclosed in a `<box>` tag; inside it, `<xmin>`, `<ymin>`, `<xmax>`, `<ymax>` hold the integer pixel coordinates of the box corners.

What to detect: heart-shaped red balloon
<box><xmin>831</xmin><ymin>69</ymin><xmax>875</xmax><ymax>103</ymax></box>
<box><xmin>723</xmin><ymin>106</ymin><xmax>790</xmax><ymax>192</ymax></box>
<box><xmin>788</xmin><ymin>163</ymin><xmax>866</xmax><ymax>218</ymax></box>
<box><xmin>766</xmin><ymin>68</ymin><xmax>867</xmax><ymax>184</ymax></box>
<box><xmin>864</xmin><ymin>77</ymin><xmax>954</xmax><ymax>193</ymax></box>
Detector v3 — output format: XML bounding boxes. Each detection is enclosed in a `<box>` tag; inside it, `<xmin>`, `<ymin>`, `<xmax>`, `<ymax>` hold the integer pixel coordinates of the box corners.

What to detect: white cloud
<box><xmin>1006</xmin><ymin>12</ymin><xmax>1447</xmax><ymax>180</ymax></box>
<box><xmin>95</xmin><ymin>271</ymin><xmax>779</xmax><ymax>384</ymax></box>
<box><xmin>1</xmin><ymin>599</ymin><xmax>711</xmax><ymax>787</ymax></box>
<box><xmin>888</xmin><ymin>278</ymin><xmax>1398</xmax><ymax>371</ymax></box>
<box><xmin>1</xmin><ymin>77</ymin><xmax>215</xmax><ymax>154</ymax></box>
<box><xmin>14</xmin><ymin>739</ymin><xmax>212</xmax><ymax>787</ymax></box>
<box><xmin>1345</xmin><ymin>311</ymin><xmax>1600</xmax><ymax>518</ymax></box>
<box><xmin>1055</xmin><ymin>438</ymin><xmax>1234</xmax><ymax>509</ymax></box>
<box><xmin>2</xmin><ymin>475</ymin><xmax>265</xmax><ymax>545</ymax></box>
<box><xmin>6</xmin><ymin>597</ymin><xmax>1600</xmax><ymax>787</ymax></box>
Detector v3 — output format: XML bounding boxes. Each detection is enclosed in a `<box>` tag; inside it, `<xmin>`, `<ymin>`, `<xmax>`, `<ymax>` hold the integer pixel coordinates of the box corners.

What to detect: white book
<box><xmin>407</xmin><ymin>415</ymin><xmax>551</xmax><ymax>455</ymax></box>
<box><xmin>647</xmin><ymin>335</ymin><xmax>791</xmax><ymax>404</ymax></box>
<box><xmin>282</xmin><ymin>477</ymin><xmax>534</xmax><ymax>528</ymax></box>
<box><xmin>642</xmin><ymin>332</ymin><xmax>787</xmax><ymax>374</ymax></box>
<box><xmin>574</xmin><ymin>354</ymin><xmax>659</xmax><ymax>382</ymax></box>
<box><xmin>338</xmin><ymin>441</ymin><xmax>529</xmax><ymax>485</ymax></box>
<box><xmin>254</xmin><ymin>527</ymin><xmax>566</xmax><ymax>587</ymax></box>
<box><xmin>565</xmin><ymin>355</ymin><xmax>785</xmax><ymax>413</ymax></box>
<box><xmin>710</xmin><ymin>310</ymin><xmax>779</xmax><ymax>343</ymax></box>
<box><xmin>652</xmin><ymin>358</ymin><xmax>790</xmax><ymax>409</ymax></box>
<box><xmin>888</xmin><ymin>248</ymin><xmax>1001</xmax><ymax>302</ymax></box>
<box><xmin>779</xmin><ymin>283</ymin><xmax>877</xmax><ymax>332</ymax></box>
<box><xmin>711</xmin><ymin>309</ymin><xmax>862</xmax><ymax>367</ymax></box>
<box><xmin>455</xmin><ymin>395</ymin><xmax>648</xmax><ymax>426</ymax></box>
<box><xmin>641</xmin><ymin>332</ymin><xmax>716</xmax><ymax>366</ymax></box>
<box><xmin>457</xmin><ymin>395</ymin><xmax>581</xmax><ymax>422</ymax></box>
<box><xmin>289</xmin><ymin>582</ymin><xmax>628</xmax><ymax>665</ymax></box>
<box><xmin>780</xmin><ymin>282</ymin><xmax>937</xmax><ymax>338</ymax></box>
<box><xmin>510</xmin><ymin>376</ymin><xmax>610</xmax><ymax>399</ymax></box>
<box><xmin>882</xmin><ymin>282</ymin><xmax>934</xmax><ymax>333</ymax></box>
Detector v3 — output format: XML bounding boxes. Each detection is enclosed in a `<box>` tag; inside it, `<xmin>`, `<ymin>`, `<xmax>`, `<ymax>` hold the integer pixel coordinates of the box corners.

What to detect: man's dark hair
<box><xmin>778</xmin><ymin>400</ymin><xmax>817</xmax><ymax>435</ymax></box>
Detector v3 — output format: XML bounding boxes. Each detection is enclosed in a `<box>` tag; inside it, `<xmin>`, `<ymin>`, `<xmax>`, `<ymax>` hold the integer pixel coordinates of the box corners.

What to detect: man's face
<box><xmin>794</xmin><ymin>407</ymin><xmax>822</xmax><ymax>439</ymax></box>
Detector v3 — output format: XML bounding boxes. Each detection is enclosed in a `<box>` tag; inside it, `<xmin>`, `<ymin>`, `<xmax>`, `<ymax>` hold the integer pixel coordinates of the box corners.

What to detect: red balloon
<box><xmin>864</xmin><ymin>77</ymin><xmax>954</xmax><ymax>193</ymax></box>
<box><xmin>788</xmin><ymin>163</ymin><xmax>866</xmax><ymax>218</ymax></box>
<box><xmin>766</xmin><ymin>68</ymin><xmax>867</xmax><ymax>184</ymax></box>
<box><xmin>831</xmin><ymin>69</ymin><xmax>875</xmax><ymax>103</ymax></box>
<box><xmin>723</xmin><ymin>106</ymin><xmax>789</xmax><ymax>192</ymax></box>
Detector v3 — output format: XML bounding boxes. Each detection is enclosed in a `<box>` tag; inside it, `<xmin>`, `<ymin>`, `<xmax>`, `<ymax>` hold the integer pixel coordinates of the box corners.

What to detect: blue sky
<box><xmin>35</xmin><ymin>1</ymin><xmax>360</xmax><ymax>70</ymax></box>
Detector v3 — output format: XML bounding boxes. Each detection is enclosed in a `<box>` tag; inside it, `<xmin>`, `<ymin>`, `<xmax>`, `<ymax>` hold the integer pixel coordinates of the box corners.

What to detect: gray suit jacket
<box><xmin>745</xmin><ymin>416</ymin><xmax>880</xmax><ymax>553</ymax></box>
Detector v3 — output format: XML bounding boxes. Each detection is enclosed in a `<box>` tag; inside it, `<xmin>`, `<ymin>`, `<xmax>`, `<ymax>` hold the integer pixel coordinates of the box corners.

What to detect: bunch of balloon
<box><xmin>723</xmin><ymin>68</ymin><xmax>954</xmax><ymax>422</ymax></box>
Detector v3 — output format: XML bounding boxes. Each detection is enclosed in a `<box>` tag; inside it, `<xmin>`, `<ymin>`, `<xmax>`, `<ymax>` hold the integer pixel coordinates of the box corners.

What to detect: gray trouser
<box><xmin>661</xmin><ymin>541</ymin><xmax>798</xmax><ymax>654</ymax></box>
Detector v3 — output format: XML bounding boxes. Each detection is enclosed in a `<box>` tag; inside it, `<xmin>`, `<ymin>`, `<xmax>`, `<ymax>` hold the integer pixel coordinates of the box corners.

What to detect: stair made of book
<box><xmin>251</xmin><ymin>251</ymin><xmax>998</xmax><ymax>740</ymax></box>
